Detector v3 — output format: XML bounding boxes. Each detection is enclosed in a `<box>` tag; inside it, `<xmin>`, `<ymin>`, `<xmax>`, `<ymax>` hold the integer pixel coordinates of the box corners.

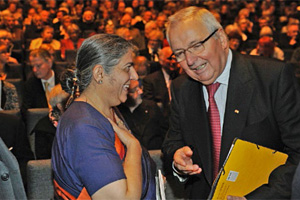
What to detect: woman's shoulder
<box><xmin>59</xmin><ymin>102</ymin><xmax>113</xmax><ymax>136</ymax></box>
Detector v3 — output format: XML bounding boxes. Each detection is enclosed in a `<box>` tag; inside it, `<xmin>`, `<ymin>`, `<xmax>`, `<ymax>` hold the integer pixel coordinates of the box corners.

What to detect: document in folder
<box><xmin>208</xmin><ymin>138</ymin><xmax>288</xmax><ymax>200</ymax></box>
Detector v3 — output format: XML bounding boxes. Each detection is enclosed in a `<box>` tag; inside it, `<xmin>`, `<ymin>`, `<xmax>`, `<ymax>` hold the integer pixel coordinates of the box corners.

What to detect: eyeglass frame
<box><xmin>171</xmin><ymin>29</ymin><xmax>219</xmax><ymax>62</ymax></box>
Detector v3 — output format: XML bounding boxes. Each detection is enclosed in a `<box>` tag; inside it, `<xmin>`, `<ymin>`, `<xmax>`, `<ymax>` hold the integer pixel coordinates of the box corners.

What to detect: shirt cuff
<box><xmin>172</xmin><ymin>161</ymin><xmax>188</xmax><ymax>182</ymax></box>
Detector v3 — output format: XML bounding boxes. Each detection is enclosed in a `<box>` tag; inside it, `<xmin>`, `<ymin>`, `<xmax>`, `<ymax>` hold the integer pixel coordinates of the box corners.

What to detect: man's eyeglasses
<box><xmin>171</xmin><ymin>29</ymin><xmax>219</xmax><ymax>62</ymax></box>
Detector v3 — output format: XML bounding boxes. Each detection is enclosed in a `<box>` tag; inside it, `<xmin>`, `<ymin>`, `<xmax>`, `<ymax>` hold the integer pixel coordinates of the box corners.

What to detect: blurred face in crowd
<box><xmin>42</xmin><ymin>27</ymin><xmax>54</xmax><ymax>43</ymax></box>
<box><xmin>63</xmin><ymin>18</ymin><xmax>72</xmax><ymax>29</ymax></box>
<box><xmin>33</xmin><ymin>15</ymin><xmax>43</xmax><ymax>29</ymax></box>
<box><xmin>148</xmin><ymin>35</ymin><xmax>161</xmax><ymax>51</ymax></box>
<box><xmin>120</xmin><ymin>14</ymin><xmax>132</xmax><ymax>28</ymax></box>
<box><xmin>0</xmin><ymin>33</ymin><xmax>12</xmax><ymax>47</ymax></box>
<box><xmin>83</xmin><ymin>11</ymin><xmax>94</xmax><ymax>22</ymax></box>
<box><xmin>144</xmin><ymin>23</ymin><xmax>157</xmax><ymax>38</ymax></box>
<box><xmin>56</xmin><ymin>11</ymin><xmax>64</xmax><ymax>22</ymax></box>
<box><xmin>168</xmin><ymin>20</ymin><xmax>228</xmax><ymax>85</ymax></box>
<box><xmin>29</xmin><ymin>56</ymin><xmax>53</xmax><ymax>80</ymax></box>
<box><xmin>125</xmin><ymin>79</ymin><xmax>143</xmax><ymax>107</ymax></box>
<box><xmin>143</xmin><ymin>11</ymin><xmax>152</xmax><ymax>22</ymax></box>
<box><xmin>118</xmin><ymin>2</ymin><xmax>125</xmax><ymax>13</ymax></box>
<box><xmin>159</xmin><ymin>47</ymin><xmax>179</xmax><ymax>74</ymax></box>
<box><xmin>5</xmin><ymin>16</ymin><xmax>15</xmax><ymax>29</ymax></box>
<box><xmin>156</xmin><ymin>15</ymin><xmax>167</xmax><ymax>29</ymax></box>
<box><xmin>134</xmin><ymin>56</ymin><xmax>148</xmax><ymax>77</ymax></box>
<box><xmin>229</xmin><ymin>38</ymin><xmax>241</xmax><ymax>50</ymax></box>
<box><xmin>0</xmin><ymin>46</ymin><xmax>9</xmax><ymax>65</ymax></box>
<box><xmin>40</xmin><ymin>10</ymin><xmax>50</xmax><ymax>23</ymax></box>
<box><xmin>69</xmin><ymin>29</ymin><xmax>80</xmax><ymax>41</ymax></box>
<box><xmin>287</xmin><ymin>24</ymin><xmax>299</xmax><ymax>38</ymax></box>
<box><xmin>27</xmin><ymin>8</ymin><xmax>36</xmax><ymax>18</ymax></box>
<box><xmin>238</xmin><ymin>18</ymin><xmax>249</xmax><ymax>32</ymax></box>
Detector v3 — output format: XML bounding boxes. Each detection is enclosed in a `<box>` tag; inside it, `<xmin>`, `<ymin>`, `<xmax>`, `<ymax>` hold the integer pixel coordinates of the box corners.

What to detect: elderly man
<box><xmin>162</xmin><ymin>6</ymin><xmax>300</xmax><ymax>199</ymax></box>
<box><xmin>22</xmin><ymin>49</ymin><xmax>61</xmax><ymax>110</ymax></box>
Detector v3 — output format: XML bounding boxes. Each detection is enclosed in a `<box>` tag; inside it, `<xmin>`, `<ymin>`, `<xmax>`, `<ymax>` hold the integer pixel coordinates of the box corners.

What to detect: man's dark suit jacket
<box><xmin>118</xmin><ymin>99</ymin><xmax>168</xmax><ymax>150</ymax></box>
<box><xmin>143</xmin><ymin>69</ymin><xmax>170</xmax><ymax>118</ymax></box>
<box><xmin>162</xmin><ymin>51</ymin><xmax>300</xmax><ymax>199</ymax></box>
<box><xmin>22</xmin><ymin>70</ymin><xmax>60</xmax><ymax>110</ymax></box>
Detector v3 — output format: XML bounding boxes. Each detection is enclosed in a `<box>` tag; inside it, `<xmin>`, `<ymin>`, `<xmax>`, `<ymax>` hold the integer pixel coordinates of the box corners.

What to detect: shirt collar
<box><xmin>215</xmin><ymin>49</ymin><xmax>232</xmax><ymax>86</ymax></box>
<box><xmin>41</xmin><ymin>70</ymin><xmax>55</xmax><ymax>87</ymax></box>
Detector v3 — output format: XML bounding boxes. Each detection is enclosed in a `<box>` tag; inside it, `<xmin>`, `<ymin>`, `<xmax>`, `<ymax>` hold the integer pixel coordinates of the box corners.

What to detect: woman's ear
<box><xmin>92</xmin><ymin>64</ymin><xmax>104</xmax><ymax>83</ymax></box>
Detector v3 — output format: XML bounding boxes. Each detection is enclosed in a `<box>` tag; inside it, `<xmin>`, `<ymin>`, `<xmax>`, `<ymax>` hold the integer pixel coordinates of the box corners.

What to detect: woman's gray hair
<box><xmin>74</xmin><ymin>34</ymin><xmax>134</xmax><ymax>92</ymax></box>
<box><xmin>166</xmin><ymin>6</ymin><xmax>222</xmax><ymax>43</ymax></box>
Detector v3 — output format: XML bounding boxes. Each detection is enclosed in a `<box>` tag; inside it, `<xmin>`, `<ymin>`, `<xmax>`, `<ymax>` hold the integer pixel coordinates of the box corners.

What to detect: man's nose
<box><xmin>185</xmin><ymin>51</ymin><xmax>198</xmax><ymax>67</ymax></box>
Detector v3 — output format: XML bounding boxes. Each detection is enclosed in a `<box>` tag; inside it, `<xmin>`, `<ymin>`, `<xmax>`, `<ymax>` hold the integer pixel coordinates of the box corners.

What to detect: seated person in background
<box><xmin>55</xmin><ymin>15</ymin><xmax>72</xmax><ymax>40</ymax></box>
<box><xmin>0</xmin><ymin>43</ymin><xmax>20</xmax><ymax>79</ymax></box>
<box><xmin>60</xmin><ymin>23</ymin><xmax>84</xmax><ymax>60</ymax></box>
<box><xmin>1</xmin><ymin>14</ymin><xmax>23</xmax><ymax>42</ymax></box>
<box><xmin>23</xmin><ymin>49</ymin><xmax>60</xmax><ymax>110</ymax></box>
<box><xmin>118</xmin><ymin>80</ymin><xmax>168</xmax><ymax>150</ymax></box>
<box><xmin>34</xmin><ymin>84</ymin><xmax>69</xmax><ymax>159</ymax></box>
<box><xmin>250</xmin><ymin>36</ymin><xmax>284</xmax><ymax>61</ymax></box>
<box><xmin>116</xmin><ymin>27</ymin><xmax>133</xmax><ymax>41</ymax></box>
<box><xmin>143</xmin><ymin>46</ymin><xmax>180</xmax><ymax>119</ymax></box>
<box><xmin>139</xmin><ymin>29</ymin><xmax>164</xmax><ymax>63</ymax></box>
<box><xmin>0</xmin><ymin>113</ymin><xmax>34</xmax><ymax>187</ymax></box>
<box><xmin>0</xmin><ymin>29</ymin><xmax>19</xmax><ymax>64</ymax></box>
<box><xmin>0</xmin><ymin>45</ymin><xmax>19</xmax><ymax>110</ymax></box>
<box><xmin>278</xmin><ymin>23</ymin><xmax>300</xmax><ymax>49</ymax></box>
<box><xmin>29</xmin><ymin>25</ymin><xmax>61</xmax><ymax>50</ymax></box>
<box><xmin>24</xmin><ymin>14</ymin><xmax>44</xmax><ymax>40</ymax></box>
<box><xmin>104</xmin><ymin>21</ymin><xmax>115</xmax><ymax>34</ymax></box>
<box><xmin>227</xmin><ymin>30</ymin><xmax>245</xmax><ymax>54</ymax></box>
<box><xmin>133</xmin><ymin>55</ymin><xmax>149</xmax><ymax>86</ymax></box>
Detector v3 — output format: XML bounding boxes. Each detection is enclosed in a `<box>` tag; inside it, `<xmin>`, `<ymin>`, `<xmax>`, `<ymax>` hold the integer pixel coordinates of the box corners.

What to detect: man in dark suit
<box><xmin>162</xmin><ymin>7</ymin><xmax>300</xmax><ymax>199</ymax></box>
<box><xmin>23</xmin><ymin>49</ymin><xmax>61</xmax><ymax>110</ymax></box>
<box><xmin>143</xmin><ymin>46</ymin><xmax>180</xmax><ymax>119</ymax></box>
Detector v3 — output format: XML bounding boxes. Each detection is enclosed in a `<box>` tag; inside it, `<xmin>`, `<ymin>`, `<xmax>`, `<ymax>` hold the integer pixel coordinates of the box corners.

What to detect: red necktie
<box><xmin>206</xmin><ymin>82</ymin><xmax>221</xmax><ymax>179</ymax></box>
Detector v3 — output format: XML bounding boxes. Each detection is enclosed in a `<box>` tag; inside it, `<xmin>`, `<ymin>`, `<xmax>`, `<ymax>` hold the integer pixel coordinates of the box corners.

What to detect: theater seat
<box><xmin>26</xmin><ymin>108</ymin><xmax>49</xmax><ymax>159</ymax></box>
<box><xmin>26</xmin><ymin>150</ymin><xmax>186</xmax><ymax>199</ymax></box>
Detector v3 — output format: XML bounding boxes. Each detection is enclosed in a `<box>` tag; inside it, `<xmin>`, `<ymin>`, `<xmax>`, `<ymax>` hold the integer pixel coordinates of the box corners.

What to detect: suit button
<box><xmin>1</xmin><ymin>173</ymin><xmax>9</xmax><ymax>181</ymax></box>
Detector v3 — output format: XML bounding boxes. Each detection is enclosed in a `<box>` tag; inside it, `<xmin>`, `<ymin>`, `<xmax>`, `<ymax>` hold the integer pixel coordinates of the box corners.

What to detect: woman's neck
<box><xmin>77</xmin><ymin>91</ymin><xmax>114</xmax><ymax>119</ymax></box>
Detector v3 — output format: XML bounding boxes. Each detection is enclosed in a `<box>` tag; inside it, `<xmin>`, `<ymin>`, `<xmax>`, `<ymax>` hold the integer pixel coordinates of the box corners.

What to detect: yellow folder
<box><xmin>208</xmin><ymin>138</ymin><xmax>288</xmax><ymax>199</ymax></box>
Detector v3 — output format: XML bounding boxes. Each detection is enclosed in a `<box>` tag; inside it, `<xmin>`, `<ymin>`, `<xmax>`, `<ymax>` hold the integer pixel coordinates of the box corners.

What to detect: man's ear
<box><xmin>218</xmin><ymin>29</ymin><xmax>229</xmax><ymax>50</ymax></box>
<box><xmin>92</xmin><ymin>64</ymin><xmax>104</xmax><ymax>83</ymax></box>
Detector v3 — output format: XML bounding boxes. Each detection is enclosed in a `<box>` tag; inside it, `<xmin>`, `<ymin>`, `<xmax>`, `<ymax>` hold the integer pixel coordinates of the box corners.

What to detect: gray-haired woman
<box><xmin>51</xmin><ymin>34</ymin><xmax>156</xmax><ymax>199</ymax></box>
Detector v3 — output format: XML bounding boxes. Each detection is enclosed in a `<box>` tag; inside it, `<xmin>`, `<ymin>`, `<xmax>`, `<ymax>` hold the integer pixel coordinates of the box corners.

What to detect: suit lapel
<box><xmin>182</xmin><ymin>78</ymin><xmax>214</xmax><ymax>184</ymax></box>
<box><xmin>220</xmin><ymin>52</ymin><xmax>254</xmax><ymax>165</ymax></box>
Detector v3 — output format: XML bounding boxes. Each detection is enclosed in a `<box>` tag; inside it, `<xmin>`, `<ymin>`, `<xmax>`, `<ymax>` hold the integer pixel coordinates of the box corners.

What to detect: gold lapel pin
<box><xmin>234</xmin><ymin>109</ymin><xmax>239</xmax><ymax>114</ymax></box>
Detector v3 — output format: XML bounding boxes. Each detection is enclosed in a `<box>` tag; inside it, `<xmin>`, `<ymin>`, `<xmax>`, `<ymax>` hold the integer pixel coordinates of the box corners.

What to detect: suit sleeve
<box><xmin>162</xmin><ymin>82</ymin><xmax>185</xmax><ymax>175</ymax></box>
<box><xmin>247</xmin><ymin>63</ymin><xmax>300</xmax><ymax>199</ymax></box>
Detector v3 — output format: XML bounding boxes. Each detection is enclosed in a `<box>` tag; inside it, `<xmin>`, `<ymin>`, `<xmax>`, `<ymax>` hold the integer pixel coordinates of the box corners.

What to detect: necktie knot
<box><xmin>206</xmin><ymin>82</ymin><xmax>221</xmax><ymax>98</ymax></box>
<box><xmin>44</xmin><ymin>82</ymin><xmax>49</xmax><ymax>91</ymax></box>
